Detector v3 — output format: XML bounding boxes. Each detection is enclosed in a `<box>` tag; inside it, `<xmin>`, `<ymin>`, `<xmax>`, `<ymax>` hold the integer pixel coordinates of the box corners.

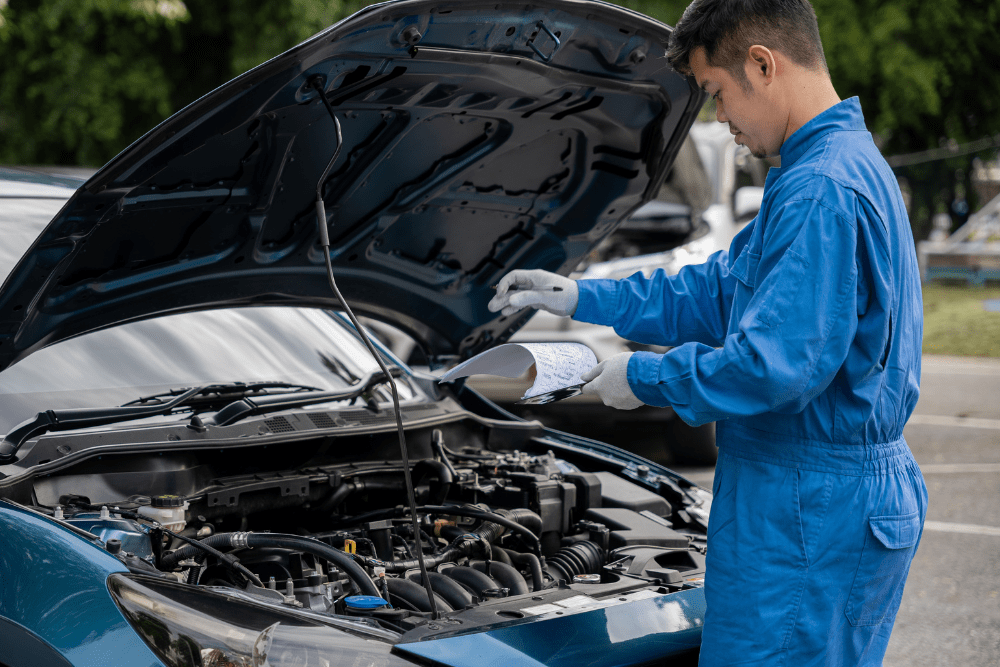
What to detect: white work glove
<box><xmin>487</xmin><ymin>269</ymin><xmax>579</xmax><ymax>317</ymax></box>
<box><xmin>581</xmin><ymin>352</ymin><xmax>644</xmax><ymax>410</ymax></box>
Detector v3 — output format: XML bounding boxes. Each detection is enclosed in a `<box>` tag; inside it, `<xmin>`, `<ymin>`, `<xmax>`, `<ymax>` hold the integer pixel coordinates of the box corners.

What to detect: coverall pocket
<box><xmin>756</xmin><ymin>249</ymin><xmax>809</xmax><ymax>329</ymax></box>
<box><xmin>845</xmin><ymin>513</ymin><xmax>921</xmax><ymax>626</ymax></box>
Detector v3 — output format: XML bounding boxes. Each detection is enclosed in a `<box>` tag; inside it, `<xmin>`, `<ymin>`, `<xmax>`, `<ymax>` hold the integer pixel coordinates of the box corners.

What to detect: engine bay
<box><xmin>9</xmin><ymin>408</ymin><xmax>710</xmax><ymax>639</ymax></box>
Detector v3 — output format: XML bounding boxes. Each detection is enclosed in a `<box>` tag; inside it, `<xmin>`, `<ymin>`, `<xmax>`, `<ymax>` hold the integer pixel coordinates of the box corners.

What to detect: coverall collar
<box><xmin>779</xmin><ymin>96</ymin><xmax>866</xmax><ymax>169</ymax></box>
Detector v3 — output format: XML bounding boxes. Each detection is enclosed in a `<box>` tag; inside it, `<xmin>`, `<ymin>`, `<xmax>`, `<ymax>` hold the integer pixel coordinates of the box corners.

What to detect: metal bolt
<box><xmin>268</xmin><ymin>577</ymin><xmax>277</xmax><ymax>590</ymax></box>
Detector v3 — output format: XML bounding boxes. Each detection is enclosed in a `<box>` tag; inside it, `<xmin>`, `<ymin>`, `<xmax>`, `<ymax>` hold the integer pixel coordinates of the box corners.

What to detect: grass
<box><xmin>921</xmin><ymin>283</ymin><xmax>1000</xmax><ymax>357</ymax></box>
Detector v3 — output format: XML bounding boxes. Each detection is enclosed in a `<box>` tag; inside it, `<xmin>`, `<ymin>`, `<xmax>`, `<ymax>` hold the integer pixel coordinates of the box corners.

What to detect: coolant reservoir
<box><xmin>138</xmin><ymin>495</ymin><xmax>189</xmax><ymax>531</ymax></box>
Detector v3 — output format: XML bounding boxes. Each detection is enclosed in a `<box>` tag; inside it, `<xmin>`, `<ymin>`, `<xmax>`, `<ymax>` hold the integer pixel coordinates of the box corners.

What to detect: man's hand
<box><xmin>488</xmin><ymin>269</ymin><xmax>579</xmax><ymax>317</ymax></box>
<box><xmin>581</xmin><ymin>352</ymin><xmax>644</xmax><ymax>410</ymax></box>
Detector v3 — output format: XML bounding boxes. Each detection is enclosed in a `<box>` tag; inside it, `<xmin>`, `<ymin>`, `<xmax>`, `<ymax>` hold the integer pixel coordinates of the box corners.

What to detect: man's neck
<box><xmin>781</xmin><ymin>72</ymin><xmax>842</xmax><ymax>146</ymax></box>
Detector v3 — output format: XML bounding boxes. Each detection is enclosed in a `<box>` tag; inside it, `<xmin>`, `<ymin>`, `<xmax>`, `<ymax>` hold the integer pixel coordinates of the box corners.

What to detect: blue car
<box><xmin>0</xmin><ymin>1</ymin><xmax>712</xmax><ymax>665</ymax></box>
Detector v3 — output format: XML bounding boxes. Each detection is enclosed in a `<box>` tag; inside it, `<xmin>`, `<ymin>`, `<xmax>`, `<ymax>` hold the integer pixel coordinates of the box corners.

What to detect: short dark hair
<box><xmin>667</xmin><ymin>0</ymin><xmax>828</xmax><ymax>90</ymax></box>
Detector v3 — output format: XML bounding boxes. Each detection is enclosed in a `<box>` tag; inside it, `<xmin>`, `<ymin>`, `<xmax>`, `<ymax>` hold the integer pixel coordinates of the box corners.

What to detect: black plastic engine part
<box><xmin>562</xmin><ymin>472</ymin><xmax>602</xmax><ymax>513</ymax></box>
<box><xmin>546</xmin><ymin>540</ymin><xmax>604</xmax><ymax>582</ymax></box>
<box><xmin>583</xmin><ymin>508</ymin><xmax>688</xmax><ymax>550</ymax></box>
<box><xmin>471</xmin><ymin>560</ymin><xmax>529</xmax><ymax>596</ymax></box>
<box><xmin>408</xmin><ymin>572</ymin><xmax>475</xmax><ymax>609</ymax></box>
<box><xmin>592</xmin><ymin>472</ymin><xmax>671</xmax><ymax>516</ymax></box>
<box><xmin>441</xmin><ymin>565</ymin><xmax>499</xmax><ymax>598</ymax></box>
<box><xmin>385</xmin><ymin>577</ymin><xmax>454</xmax><ymax>613</ymax></box>
<box><xmin>609</xmin><ymin>546</ymin><xmax>707</xmax><ymax>583</ymax></box>
<box><xmin>362</xmin><ymin>520</ymin><xmax>394</xmax><ymax>561</ymax></box>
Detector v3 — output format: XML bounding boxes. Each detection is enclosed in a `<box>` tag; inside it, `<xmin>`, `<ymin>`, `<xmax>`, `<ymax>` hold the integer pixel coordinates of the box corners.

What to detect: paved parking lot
<box><xmin>673</xmin><ymin>355</ymin><xmax>1000</xmax><ymax>666</ymax></box>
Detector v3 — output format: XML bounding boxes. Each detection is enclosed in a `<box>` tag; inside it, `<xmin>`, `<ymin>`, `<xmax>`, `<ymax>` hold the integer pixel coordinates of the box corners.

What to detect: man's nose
<box><xmin>715</xmin><ymin>100</ymin><xmax>728</xmax><ymax>123</ymax></box>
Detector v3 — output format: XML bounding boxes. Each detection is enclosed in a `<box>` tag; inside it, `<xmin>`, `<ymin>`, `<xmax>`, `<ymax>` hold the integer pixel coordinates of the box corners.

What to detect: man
<box><xmin>488</xmin><ymin>1</ymin><xmax>927</xmax><ymax>665</ymax></box>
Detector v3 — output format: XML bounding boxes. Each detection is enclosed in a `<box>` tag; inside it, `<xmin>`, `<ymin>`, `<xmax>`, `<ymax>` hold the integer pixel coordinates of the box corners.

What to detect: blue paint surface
<box><xmin>0</xmin><ymin>500</ymin><xmax>164</xmax><ymax>667</ymax></box>
<box><xmin>394</xmin><ymin>588</ymin><xmax>704</xmax><ymax>667</ymax></box>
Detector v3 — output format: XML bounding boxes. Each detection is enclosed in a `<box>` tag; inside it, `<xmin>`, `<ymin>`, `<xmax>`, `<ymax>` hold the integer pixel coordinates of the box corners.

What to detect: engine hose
<box><xmin>499</xmin><ymin>508</ymin><xmax>543</xmax><ymax>537</ymax></box>
<box><xmin>471</xmin><ymin>560</ymin><xmax>529</xmax><ymax>596</ymax></box>
<box><xmin>161</xmin><ymin>532</ymin><xmax>380</xmax><ymax>598</ymax></box>
<box><xmin>546</xmin><ymin>541</ymin><xmax>604</xmax><ymax>582</ymax></box>
<box><xmin>474</xmin><ymin>507</ymin><xmax>544</xmax><ymax>545</ymax></box>
<box><xmin>385</xmin><ymin>577</ymin><xmax>454</xmax><ymax>613</ymax></box>
<box><xmin>500</xmin><ymin>547</ymin><xmax>545</xmax><ymax>593</ymax></box>
<box><xmin>408</xmin><ymin>571</ymin><xmax>475</xmax><ymax>609</ymax></box>
<box><xmin>412</xmin><ymin>459</ymin><xmax>453</xmax><ymax>506</ymax></box>
<box><xmin>314</xmin><ymin>481</ymin><xmax>357</xmax><ymax>515</ymax></box>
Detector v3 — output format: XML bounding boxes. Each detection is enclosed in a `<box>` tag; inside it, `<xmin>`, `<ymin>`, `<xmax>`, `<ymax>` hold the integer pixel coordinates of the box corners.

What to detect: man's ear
<box><xmin>747</xmin><ymin>45</ymin><xmax>776</xmax><ymax>85</ymax></box>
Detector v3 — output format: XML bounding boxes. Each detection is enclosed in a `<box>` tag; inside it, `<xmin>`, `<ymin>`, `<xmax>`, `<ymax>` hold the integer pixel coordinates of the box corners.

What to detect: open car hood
<box><xmin>0</xmin><ymin>0</ymin><xmax>703</xmax><ymax>371</ymax></box>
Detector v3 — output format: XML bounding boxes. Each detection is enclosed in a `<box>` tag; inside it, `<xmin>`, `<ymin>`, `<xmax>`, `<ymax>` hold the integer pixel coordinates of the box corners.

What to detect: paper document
<box><xmin>438</xmin><ymin>342</ymin><xmax>598</xmax><ymax>404</ymax></box>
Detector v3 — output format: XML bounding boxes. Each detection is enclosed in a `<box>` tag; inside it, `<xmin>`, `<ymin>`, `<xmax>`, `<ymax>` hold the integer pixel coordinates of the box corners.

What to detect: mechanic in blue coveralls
<box><xmin>489</xmin><ymin>1</ymin><xmax>927</xmax><ymax>664</ymax></box>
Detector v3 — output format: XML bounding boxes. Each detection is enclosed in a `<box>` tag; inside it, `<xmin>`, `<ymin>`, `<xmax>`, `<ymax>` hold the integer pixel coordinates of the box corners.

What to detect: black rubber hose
<box><xmin>499</xmin><ymin>508</ymin><xmax>543</xmax><ymax>536</ymax></box>
<box><xmin>501</xmin><ymin>547</ymin><xmax>545</xmax><ymax>593</ymax></box>
<box><xmin>385</xmin><ymin>577</ymin><xmax>454</xmax><ymax>613</ymax></box>
<box><xmin>475</xmin><ymin>508</ymin><xmax>543</xmax><ymax>547</ymax></box>
<box><xmin>471</xmin><ymin>560</ymin><xmax>529</xmax><ymax>596</ymax></box>
<box><xmin>408</xmin><ymin>572</ymin><xmax>475</xmax><ymax>609</ymax></box>
<box><xmin>412</xmin><ymin>459</ymin><xmax>453</xmax><ymax>506</ymax></box>
<box><xmin>161</xmin><ymin>532</ymin><xmax>380</xmax><ymax>598</ymax></box>
<box><xmin>314</xmin><ymin>481</ymin><xmax>356</xmax><ymax>515</ymax></box>
<box><xmin>442</xmin><ymin>566</ymin><xmax>498</xmax><ymax>598</ymax></box>
<box><xmin>546</xmin><ymin>541</ymin><xmax>604</xmax><ymax>582</ymax></box>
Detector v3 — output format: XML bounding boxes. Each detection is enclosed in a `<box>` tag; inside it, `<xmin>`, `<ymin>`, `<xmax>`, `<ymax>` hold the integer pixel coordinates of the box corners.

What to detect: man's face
<box><xmin>689</xmin><ymin>47</ymin><xmax>783</xmax><ymax>159</ymax></box>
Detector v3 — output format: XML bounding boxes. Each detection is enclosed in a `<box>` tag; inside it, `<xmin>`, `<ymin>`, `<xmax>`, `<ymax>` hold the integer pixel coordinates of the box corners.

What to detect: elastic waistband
<box><xmin>717</xmin><ymin>422</ymin><xmax>916</xmax><ymax>475</ymax></box>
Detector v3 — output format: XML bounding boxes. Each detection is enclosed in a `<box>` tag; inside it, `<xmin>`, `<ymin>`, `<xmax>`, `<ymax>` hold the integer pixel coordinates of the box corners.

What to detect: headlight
<box><xmin>108</xmin><ymin>574</ymin><xmax>411</xmax><ymax>667</ymax></box>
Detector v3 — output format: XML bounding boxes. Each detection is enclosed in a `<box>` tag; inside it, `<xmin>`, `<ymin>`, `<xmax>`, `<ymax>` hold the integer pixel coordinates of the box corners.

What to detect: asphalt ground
<box><xmin>671</xmin><ymin>355</ymin><xmax>1000</xmax><ymax>666</ymax></box>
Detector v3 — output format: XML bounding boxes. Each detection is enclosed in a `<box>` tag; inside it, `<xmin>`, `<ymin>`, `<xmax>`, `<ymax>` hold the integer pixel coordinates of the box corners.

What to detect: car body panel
<box><xmin>393</xmin><ymin>588</ymin><xmax>704</xmax><ymax>666</ymax></box>
<box><xmin>0</xmin><ymin>500</ymin><xmax>163</xmax><ymax>667</ymax></box>
<box><xmin>0</xmin><ymin>0</ymin><xmax>703</xmax><ymax>373</ymax></box>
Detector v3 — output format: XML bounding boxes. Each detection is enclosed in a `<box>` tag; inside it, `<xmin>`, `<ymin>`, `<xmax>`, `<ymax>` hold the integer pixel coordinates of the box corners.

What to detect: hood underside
<box><xmin>0</xmin><ymin>0</ymin><xmax>702</xmax><ymax>371</ymax></box>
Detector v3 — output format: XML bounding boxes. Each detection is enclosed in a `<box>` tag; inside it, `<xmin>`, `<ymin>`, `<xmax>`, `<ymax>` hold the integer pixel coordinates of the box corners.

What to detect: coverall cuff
<box><xmin>626</xmin><ymin>351</ymin><xmax>673</xmax><ymax>409</ymax></box>
<box><xmin>572</xmin><ymin>279</ymin><xmax>620</xmax><ymax>326</ymax></box>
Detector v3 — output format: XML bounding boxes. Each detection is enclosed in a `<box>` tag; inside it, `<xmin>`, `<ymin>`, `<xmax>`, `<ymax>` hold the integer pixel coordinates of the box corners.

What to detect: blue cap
<box><xmin>345</xmin><ymin>595</ymin><xmax>389</xmax><ymax>610</ymax></box>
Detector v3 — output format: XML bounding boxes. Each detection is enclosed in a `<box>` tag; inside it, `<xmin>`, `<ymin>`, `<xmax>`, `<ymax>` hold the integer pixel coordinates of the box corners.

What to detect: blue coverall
<box><xmin>573</xmin><ymin>98</ymin><xmax>927</xmax><ymax>666</ymax></box>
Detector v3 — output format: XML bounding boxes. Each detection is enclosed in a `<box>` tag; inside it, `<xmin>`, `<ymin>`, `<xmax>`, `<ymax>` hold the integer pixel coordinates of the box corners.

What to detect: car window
<box><xmin>0</xmin><ymin>198</ymin><xmax>68</xmax><ymax>285</ymax></box>
<box><xmin>0</xmin><ymin>307</ymin><xmax>421</xmax><ymax>436</ymax></box>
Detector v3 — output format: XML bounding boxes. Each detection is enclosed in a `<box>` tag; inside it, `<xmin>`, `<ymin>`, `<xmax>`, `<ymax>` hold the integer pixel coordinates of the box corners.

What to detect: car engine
<box><xmin>16</xmin><ymin>409</ymin><xmax>710</xmax><ymax>637</ymax></box>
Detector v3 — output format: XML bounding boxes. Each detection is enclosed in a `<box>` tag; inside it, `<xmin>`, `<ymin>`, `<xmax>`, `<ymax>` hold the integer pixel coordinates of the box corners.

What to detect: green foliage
<box><xmin>814</xmin><ymin>0</ymin><xmax>1000</xmax><ymax>155</ymax></box>
<box><xmin>0</xmin><ymin>0</ymin><xmax>187</xmax><ymax>165</ymax></box>
<box><xmin>1</xmin><ymin>0</ymin><xmax>998</xmax><ymax>173</ymax></box>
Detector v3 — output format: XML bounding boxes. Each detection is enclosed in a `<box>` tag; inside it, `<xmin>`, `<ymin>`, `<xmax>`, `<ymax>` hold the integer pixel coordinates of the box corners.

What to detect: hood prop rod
<box><xmin>309</xmin><ymin>77</ymin><xmax>439</xmax><ymax>619</ymax></box>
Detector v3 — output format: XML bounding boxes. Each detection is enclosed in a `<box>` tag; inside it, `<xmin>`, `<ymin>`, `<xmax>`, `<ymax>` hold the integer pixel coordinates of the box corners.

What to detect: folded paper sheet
<box><xmin>438</xmin><ymin>342</ymin><xmax>597</xmax><ymax>402</ymax></box>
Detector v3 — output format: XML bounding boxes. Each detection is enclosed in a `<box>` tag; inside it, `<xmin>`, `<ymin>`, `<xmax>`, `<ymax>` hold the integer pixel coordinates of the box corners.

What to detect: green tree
<box><xmin>0</xmin><ymin>0</ymin><xmax>188</xmax><ymax>165</ymax></box>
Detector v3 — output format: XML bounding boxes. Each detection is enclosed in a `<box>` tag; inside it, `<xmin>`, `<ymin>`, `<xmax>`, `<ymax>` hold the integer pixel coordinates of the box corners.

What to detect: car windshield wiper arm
<box><xmin>0</xmin><ymin>381</ymin><xmax>326</xmax><ymax>463</ymax></box>
<box><xmin>206</xmin><ymin>368</ymin><xmax>405</xmax><ymax>428</ymax></box>
<box><xmin>122</xmin><ymin>381</ymin><xmax>323</xmax><ymax>408</ymax></box>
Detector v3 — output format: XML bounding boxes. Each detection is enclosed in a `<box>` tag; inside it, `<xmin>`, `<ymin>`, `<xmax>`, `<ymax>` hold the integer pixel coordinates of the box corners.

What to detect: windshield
<box><xmin>0</xmin><ymin>307</ymin><xmax>421</xmax><ymax>436</ymax></box>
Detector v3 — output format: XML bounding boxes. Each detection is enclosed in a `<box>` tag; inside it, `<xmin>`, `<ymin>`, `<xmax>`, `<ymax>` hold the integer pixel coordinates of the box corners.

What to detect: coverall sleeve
<box><xmin>626</xmin><ymin>198</ymin><xmax>859</xmax><ymax>426</ymax></box>
<box><xmin>573</xmin><ymin>248</ymin><xmax>738</xmax><ymax>348</ymax></box>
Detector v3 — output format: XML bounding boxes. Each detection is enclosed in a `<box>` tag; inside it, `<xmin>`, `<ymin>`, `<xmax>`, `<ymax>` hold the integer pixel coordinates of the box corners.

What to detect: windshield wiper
<box><xmin>122</xmin><ymin>381</ymin><xmax>323</xmax><ymax>408</ymax></box>
<box><xmin>0</xmin><ymin>381</ymin><xmax>325</xmax><ymax>463</ymax></box>
<box><xmin>0</xmin><ymin>371</ymin><xmax>406</xmax><ymax>463</ymax></box>
<box><xmin>205</xmin><ymin>368</ymin><xmax>405</xmax><ymax>428</ymax></box>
